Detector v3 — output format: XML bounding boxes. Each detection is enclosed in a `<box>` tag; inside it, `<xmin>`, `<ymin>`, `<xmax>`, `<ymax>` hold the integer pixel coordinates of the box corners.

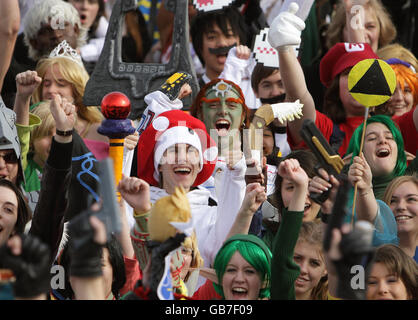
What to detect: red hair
<box><xmin>390</xmin><ymin>64</ymin><xmax>418</xmax><ymax>104</ymax></box>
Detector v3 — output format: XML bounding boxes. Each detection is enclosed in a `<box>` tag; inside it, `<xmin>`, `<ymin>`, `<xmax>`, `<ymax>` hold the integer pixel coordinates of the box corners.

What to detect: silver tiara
<box><xmin>49</xmin><ymin>40</ymin><xmax>83</xmax><ymax>67</ymax></box>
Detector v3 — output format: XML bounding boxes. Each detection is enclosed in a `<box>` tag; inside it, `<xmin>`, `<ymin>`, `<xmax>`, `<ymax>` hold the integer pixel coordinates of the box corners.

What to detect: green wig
<box><xmin>212</xmin><ymin>234</ymin><xmax>272</xmax><ymax>299</ymax></box>
<box><xmin>346</xmin><ymin>115</ymin><xmax>407</xmax><ymax>200</ymax></box>
<box><xmin>346</xmin><ymin>115</ymin><xmax>406</xmax><ymax>177</ymax></box>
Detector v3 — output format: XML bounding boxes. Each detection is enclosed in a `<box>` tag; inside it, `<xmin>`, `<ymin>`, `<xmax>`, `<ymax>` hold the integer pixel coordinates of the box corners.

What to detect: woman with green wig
<box><xmin>199</xmin><ymin>158</ymin><xmax>321</xmax><ymax>300</ymax></box>
<box><xmin>312</xmin><ymin>115</ymin><xmax>416</xmax><ymax>247</ymax></box>
<box><xmin>346</xmin><ymin>115</ymin><xmax>409</xmax><ymax>200</ymax></box>
<box><xmin>211</xmin><ymin>157</ymin><xmax>312</xmax><ymax>300</ymax></box>
<box><xmin>212</xmin><ymin>234</ymin><xmax>272</xmax><ymax>300</ymax></box>
<box><xmin>345</xmin><ymin>115</ymin><xmax>417</xmax><ymax>247</ymax></box>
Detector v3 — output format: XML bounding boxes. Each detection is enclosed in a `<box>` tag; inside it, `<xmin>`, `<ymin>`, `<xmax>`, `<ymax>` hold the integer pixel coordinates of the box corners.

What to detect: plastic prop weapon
<box><xmin>83</xmin><ymin>0</ymin><xmax>199</xmax><ymax>120</ymax></box>
<box><xmin>98</xmin><ymin>92</ymin><xmax>135</xmax><ymax>200</ymax></box>
<box><xmin>300</xmin><ymin>119</ymin><xmax>344</xmax><ymax>204</ymax></box>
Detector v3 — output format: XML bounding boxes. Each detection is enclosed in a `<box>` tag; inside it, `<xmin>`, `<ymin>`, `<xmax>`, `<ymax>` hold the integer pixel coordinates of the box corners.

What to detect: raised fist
<box><xmin>15</xmin><ymin>70</ymin><xmax>42</xmax><ymax>98</ymax></box>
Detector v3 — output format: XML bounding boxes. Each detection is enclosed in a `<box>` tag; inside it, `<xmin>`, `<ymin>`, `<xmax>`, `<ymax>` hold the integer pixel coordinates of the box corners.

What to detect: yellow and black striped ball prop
<box><xmin>348</xmin><ymin>59</ymin><xmax>396</xmax><ymax>107</ymax></box>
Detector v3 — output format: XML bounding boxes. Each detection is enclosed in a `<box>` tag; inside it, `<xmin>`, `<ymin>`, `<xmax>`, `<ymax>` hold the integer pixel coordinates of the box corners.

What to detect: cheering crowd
<box><xmin>0</xmin><ymin>0</ymin><xmax>417</xmax><ymax>301</ymax></box>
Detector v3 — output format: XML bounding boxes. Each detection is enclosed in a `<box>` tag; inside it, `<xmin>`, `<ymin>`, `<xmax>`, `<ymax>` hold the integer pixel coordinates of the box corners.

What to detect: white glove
<box><xmin>271</xmin><ymin>99</ymin><xmax>303</xmax><ymax>124</ymax></box>
<box><xmin>268</xmin><ymin>2</ymin><xmax>305</xmax><ymax>51</ymax></box>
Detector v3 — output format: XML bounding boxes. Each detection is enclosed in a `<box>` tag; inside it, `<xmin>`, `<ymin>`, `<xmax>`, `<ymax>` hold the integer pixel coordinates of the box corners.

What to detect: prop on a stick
<box><xmin>98</xmin><ymin>92</ymin><xmax>135</xmax><ymax>200</ymax></box>
<box><xmin>347</xmin><ymin>58</ymin><xmax>396</xmax><ymax>224</ymax></box>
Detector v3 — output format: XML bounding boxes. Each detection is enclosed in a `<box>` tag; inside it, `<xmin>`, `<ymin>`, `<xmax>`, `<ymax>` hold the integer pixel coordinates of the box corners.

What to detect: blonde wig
<box><xmin>33</xmin><ymin>56</ymin><xmax>103</xmax><ymax>124</ymax></box>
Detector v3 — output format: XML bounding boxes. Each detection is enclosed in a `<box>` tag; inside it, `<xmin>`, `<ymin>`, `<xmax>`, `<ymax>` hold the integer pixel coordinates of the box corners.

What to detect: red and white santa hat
<box><xmin>137</xmin><ymin>110</ymin><xmax>218</xmax><ymax>187</ymax></box>
<box><xmin>320</xmin><ymin>42</ymin><xmax>379</xmax><ymax>87</ymax></box>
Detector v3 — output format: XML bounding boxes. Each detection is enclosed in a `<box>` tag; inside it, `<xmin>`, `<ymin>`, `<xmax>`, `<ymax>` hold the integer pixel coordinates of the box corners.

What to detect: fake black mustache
<box><xmin>209</xmin><ymin>43</ymin><xmax>237</xmax><ymax>55</ymax></box>
<box><xmin>260</xmin><ymin>93</ymin><xmax>286</xmax><ymax>105</ymax></box>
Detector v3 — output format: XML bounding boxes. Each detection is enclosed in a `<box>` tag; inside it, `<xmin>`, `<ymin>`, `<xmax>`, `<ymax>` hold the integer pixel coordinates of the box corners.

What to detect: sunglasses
<box><xmin>0</xmin><ymin>152</ymin><xmax>18</xmax><ymax>164</ymax></box>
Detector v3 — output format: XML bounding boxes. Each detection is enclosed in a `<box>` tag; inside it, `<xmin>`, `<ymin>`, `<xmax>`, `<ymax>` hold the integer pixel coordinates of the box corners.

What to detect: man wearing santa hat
<box><xmin>119</xmin><ymin>109</ymin><xmax>246</xmax><ymax>293</ymax></box>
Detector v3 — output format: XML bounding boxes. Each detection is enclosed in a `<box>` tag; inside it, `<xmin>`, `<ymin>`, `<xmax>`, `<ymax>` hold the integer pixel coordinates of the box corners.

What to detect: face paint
<box><xmin>200</xmin><ymin>81</ymin><xmax>244</xmax><ymax>136</ymax></box>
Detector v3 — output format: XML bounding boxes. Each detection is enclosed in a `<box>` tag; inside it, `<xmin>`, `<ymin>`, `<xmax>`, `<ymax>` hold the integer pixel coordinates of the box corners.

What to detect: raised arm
<box><xmin>219</xmin><ymin>45</ymin><xmax>253</xmax><ymax>85</ymax></box>
<box><xmin>118</xmin><ymin>175</ymin><xmax>152</xmax><ymax>271</ymax></box>
<box><xmin>0</xmin><ymin>0</ymin><xmax>20</xmax><ymax>91</ymax></box>
<box><xmin>268</xmin><ymin>3</ymin><xmax>316</xmax><ymax>145</ymax></box>
<box><xmin>308</xmin><ymin>168</ymin><xmax>341</xmax><ymax>297</ymax></box>
<box><xmin>225</xmin><ymin>182</ymin><xmax>266</xmax><ymax>239</ymax></box>
<box><xmin>271</xmin><ymin>159</ymin><xmax>308</xmax><ymax>300</ymax></box>
<box><xmin>13</xmin><ymin>70</ymin><xmax>42</xmax><ymax>125</ymax></box>
<box><xmin>29</xmin><ymin>95</ymin><xmax>76</xmax><ymax>263</ymax></box>
<box><xmin>203</xmin><ymin>152</ymin><xmax>247</xmax><ymax>266</ymax></box>
<box><xmin>347</xmin><ymin>153</ymin><xmax>378</xmax><ymax>223</ymax></box>
<box><xmin>343</xmin><ymin>0</ymin><xmax>367</xmax><ymax>45</ymax></box>
<box><xmin>13</xmin><ymin>71</ymin><xmax>42</xmax><ymax>172</ymax></box>
<box><xmin>137</xmin><ymin>75</ymin><xmax>191</xmax><ymax>134</ymax></box>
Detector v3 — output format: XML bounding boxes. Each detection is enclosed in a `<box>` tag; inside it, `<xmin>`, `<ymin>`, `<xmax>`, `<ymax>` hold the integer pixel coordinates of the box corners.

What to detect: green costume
<box><xmin>16</xmin><ymin>113</ymin><xmax>42</xmax><ymax>211</ymax></box>
<box><xmin>270</xmin><ymin>208</ymin><xmax>304</xmax><ymax>300</ymax></box>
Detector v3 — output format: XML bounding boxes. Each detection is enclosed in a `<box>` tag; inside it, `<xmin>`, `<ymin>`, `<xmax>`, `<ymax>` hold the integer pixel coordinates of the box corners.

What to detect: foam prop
<box><xmin>146</xmin><ymin>187</ymin><xmax>195</xmax><ymax>299</ymax></box>
<box><xmin>192</xmin><ymin>0</ymin><xmax>234</xmax><ymax>12</ymax></box>
<box><xmin>347</xmin><ymin>59</ymin><xmax>396</xmax><ymax>224</ymax></box>
<box><xmin>98</xmin><ymin>92</ymin><xmax>135</xmax><ymax>200</ymax></box>
<box><xmin>148</xmin><ymin>187</ymin><xmax>192</xmax><ymax>242</ymax></box>
<box><xmin>83</xmin><ymin>0</ymin><xmax>199</xmax><ymax>120</ymax></box>
<box><xmin>253</xmin><ymin>27</ymin><xmax>279</xmax><ymax>68</ymax></box>
<box><xmin>348</xmin><ymin>59</ymin><xmax>397</xmax><ymax>108</ymax></box>
<box><xmin>252</xmin><ymin>26</ymin><xmax>299</xmax><ymax>68</ymax></box>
